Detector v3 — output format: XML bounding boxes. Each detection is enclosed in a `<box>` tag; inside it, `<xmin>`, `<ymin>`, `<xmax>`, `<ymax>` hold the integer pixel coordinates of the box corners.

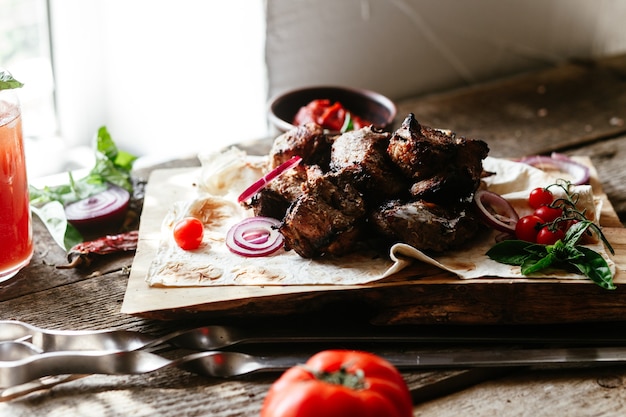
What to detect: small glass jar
<box><xmin>0</xmin><ymin>89</ymin><xmax>33</xmax><ymax>281</ymax></box>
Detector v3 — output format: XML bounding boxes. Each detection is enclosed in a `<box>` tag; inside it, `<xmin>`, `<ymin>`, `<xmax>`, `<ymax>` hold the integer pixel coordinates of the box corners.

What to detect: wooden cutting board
<box><xmin>121</xmin><ymin>159</ymin><xmax>625</xmax><ymax>325</ymax></box>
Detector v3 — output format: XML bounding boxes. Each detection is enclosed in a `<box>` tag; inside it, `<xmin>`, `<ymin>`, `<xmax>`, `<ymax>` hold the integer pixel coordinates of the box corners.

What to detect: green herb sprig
<box><xmin>487</xmin><ymin>221</ymin><xmax>614</xmax><ymax>289</ymax></box>
<box><xmin>486</xmin><ymin>181</ymin><xmax>615</xmax><ymax>290</ymax></box>
<box><xmin>340</xmin><ymin>112</ymin><xmax>354</xmax><ymax>133</ymax></box>
<box><xmin>0</xmin><ymin>69</ymin><xmax>23</xmax><ymax>90</ymax></box>
<box><xmin>29</xmin><ymin>126</ymin><xmax>137</xmax><ymax>250</ymax></box>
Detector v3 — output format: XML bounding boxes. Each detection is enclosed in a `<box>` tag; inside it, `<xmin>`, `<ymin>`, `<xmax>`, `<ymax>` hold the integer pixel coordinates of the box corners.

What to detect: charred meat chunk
<box><xmin>253</xmin><ymin>115</ymin><xmax>490</xmax><ymax>258</ymax></box>
<box><xmin>371</xmin><ymin>199</ymin><xmax>482</xmax><ymax>253</ymax></box>
<box><xmin>387</xmin><ymin>113</ymin><xmax>489</xmax><ymax>203</ymax></box>
<box><xmin>330</xmin><ymin>126</ymin><xmax>407</xmax><ymax>200</ymax></box>
<box><xmin>387</xmin><ymin>114</ymin><xmax>457</xmax><ymax>180</ymax></box>
<box><xmin>247</xmin><ymin>165</ymin><xmax>308</xmax><ymax>219</ymax></box>
<box><xmin>279</xmin><ymin>170</ymin><xmax>366</xmax><ymax>258</ymax></box>
<box><xmin>269</xmin><ymin>123</ymin><xmax>330</xmax><ymax>169</ymax></box>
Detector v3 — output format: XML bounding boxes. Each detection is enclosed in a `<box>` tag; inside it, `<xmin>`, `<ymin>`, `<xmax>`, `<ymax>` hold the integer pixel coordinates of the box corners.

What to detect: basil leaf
<box><xmin>90</xmin><ymin>126</ymin><xmax>137</xmax><ymax>192</ymax></box>
<box><xmin>0</xmin><ymin>70</ymin><xmax>23</xmax><ymax>90</ymax></box>
<box><xmin>31</xmin><ymin>202</ymin><xmax>83</xmax><ymax>251</ymax></box>
<box><xmin>486</xmin><ymin>240</ymin><xmax>534</xmax><ymax>265</ymax></box>
<box><xmin>565</xmin><ymin>219</ymin><xmax>615</xmax><ymax>255</ymax></box>
<box><xmin>522</xmin><ymin>243</ymin><xmax>550</xmax><ymax>258</ymax></box>
<box><xmin>564</xmin><ymin>220</ymin><xmax>591</xmax><ymax>246</ymax></box>
<box><xmin>521</xmin><ymin>253</ymin><xmax>555</xmax><ymax>275</ymax></box>
<box><xmin>552</xmin><ymin>241</ymin><xmax>585</xmax><ymax>263</ymax></box>
<box><xmin>29</xmin><ymin>126</ymin><xmax>137</xmax><ymax>249</ymax></box>
<box><xmin>570</xmin><ymin>246</ymin><xmax>616</xmax><ymax>290</ymax></box>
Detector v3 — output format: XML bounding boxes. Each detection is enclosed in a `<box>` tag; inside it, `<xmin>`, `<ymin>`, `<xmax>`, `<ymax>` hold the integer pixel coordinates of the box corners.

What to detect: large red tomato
<box><xmin>260</xmin><ymin>350</ymin><xmax>413</xmax><ymax>417</ymax></box>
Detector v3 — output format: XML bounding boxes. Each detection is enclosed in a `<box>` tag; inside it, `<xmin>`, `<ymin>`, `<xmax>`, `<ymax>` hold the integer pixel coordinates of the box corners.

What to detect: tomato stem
<box><xmin>306</xmin><ymin>366</ymin><xmax>367</xmax><ymax>390</ymax></box>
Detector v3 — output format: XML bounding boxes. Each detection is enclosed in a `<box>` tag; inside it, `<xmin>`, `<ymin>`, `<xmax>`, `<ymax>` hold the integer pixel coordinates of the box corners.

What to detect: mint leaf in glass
<box><xmin>0</xmin><ymin>69</ymin><xmax>24</xmax><ymax>90</ymax></box>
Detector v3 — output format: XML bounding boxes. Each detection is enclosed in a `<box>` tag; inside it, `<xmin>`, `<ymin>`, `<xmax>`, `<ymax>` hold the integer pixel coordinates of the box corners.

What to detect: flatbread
<box><xmin>145</xmin><ymin>152</ymin><xmax>615</xmax><ymax>287</ymax></box>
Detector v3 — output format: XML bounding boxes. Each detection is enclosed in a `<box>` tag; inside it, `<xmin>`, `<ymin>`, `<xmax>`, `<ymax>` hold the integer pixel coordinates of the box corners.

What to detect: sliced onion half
<box><xmin>225</xmin><ymin>216</ymin><xmax>284</xmax><ymax>257</ymax></box>
<box><xmin>237</xmin><ymin>156</ymin><xmax>303</xmax><ymax>203</ymax></box>
<box><xmin>474</xmin><ymin>189</ymin><xmax>519</xmax><ymax>234</ymax></box>
<box><xmin>520</xmin><ymin>153</ymin><xmax>590</xmax><ymax>185</ymax></box>
<box><xmin>65</xmin><ymin>184</ymin><xmax>130</xmax><ymax>231</ymax></box>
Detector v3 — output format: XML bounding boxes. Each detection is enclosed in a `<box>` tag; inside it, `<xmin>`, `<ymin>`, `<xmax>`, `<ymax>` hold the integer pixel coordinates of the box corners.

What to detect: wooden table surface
<box><xmin>2</xmin><ymin>54</ymin><xmax>626</xmax><ymax>416</ymax></box>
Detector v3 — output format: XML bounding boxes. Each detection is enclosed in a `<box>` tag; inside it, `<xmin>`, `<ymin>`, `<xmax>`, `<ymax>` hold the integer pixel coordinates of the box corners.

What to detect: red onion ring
<box><xmin>64</xmin><ymin>184</ymin><xmax>130</xmax><ymax>231</ymax></box>
<box><xmin>474</xmin><ymin>189</ymin><xmax>519</xmax><ymax>234</ymax></box>
<box><xmin>519</xmin><ymin>153</ymin><xmax>590</xmax><ymax>185</ymax></box>
<box><xmin>225</xmin><ymin>216</ymin><xmax>284</xmax><ymax>257</ymax></box>
<box><xmin>237</xmin><ymin>156</ymin><xmax>303</xmax><ymax>203</ymax></box>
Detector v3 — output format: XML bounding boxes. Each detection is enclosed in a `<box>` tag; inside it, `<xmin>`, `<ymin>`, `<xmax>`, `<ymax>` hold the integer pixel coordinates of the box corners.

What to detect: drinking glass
<box><xmin>0</xmin><ymin>88</ymin><xmax>33</xmax><ymax>281</ymax></box>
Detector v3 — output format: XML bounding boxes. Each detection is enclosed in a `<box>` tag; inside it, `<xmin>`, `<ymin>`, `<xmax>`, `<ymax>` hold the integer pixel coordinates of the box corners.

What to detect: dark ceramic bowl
<box><xmin>267</xmin><ymin>86</ymin><xmax>396</xmax><ymax>134</ymax></box>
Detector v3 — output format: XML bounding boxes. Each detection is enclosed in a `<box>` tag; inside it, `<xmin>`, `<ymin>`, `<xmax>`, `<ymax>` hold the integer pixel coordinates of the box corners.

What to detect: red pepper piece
<box><xmin>57</xmin><ymin>230</ymin><xmax>139</xmax><ymax>269</ymax></box>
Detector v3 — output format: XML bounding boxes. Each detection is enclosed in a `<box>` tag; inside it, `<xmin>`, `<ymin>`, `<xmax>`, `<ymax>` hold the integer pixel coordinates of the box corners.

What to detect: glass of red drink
<box><xmin>0</xmin><ymin>88</ymin><xmax>33</xmax><ymax>281</ymax></box>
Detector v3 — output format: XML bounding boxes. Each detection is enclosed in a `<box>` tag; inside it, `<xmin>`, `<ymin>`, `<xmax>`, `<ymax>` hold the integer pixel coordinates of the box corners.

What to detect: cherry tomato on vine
<box><xmin>528</xmin><ymin>187</ymin><xmax>554</xmax><ymax>209</ymax></box>
<box><xmin>534</xmin><ymin>205</ymin><xmax>563</xmax><ymax>223</ymax></box>
<box><xmin>536</xmin><ymin>226</ymin><xmax>566</xmax><ymax>245</ymax></box>
<box><xmin>515</xmin><ymin>215</ymin><xmax>544</xmax><ymax>242</ymax></box>
<box><xmin>173</xmin><ymin>217</ymin><xmax>204</xmax><ymax>250</ymax></box>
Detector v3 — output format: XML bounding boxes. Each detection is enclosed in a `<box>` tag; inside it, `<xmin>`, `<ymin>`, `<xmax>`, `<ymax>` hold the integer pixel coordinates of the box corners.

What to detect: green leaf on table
<box><xmin>565</xmin><ymin>219</ymin><xmax>615</xmax><ymax>255</ymax></box>
<box><xmin>31</xmin><ymin>202</ymin><xmax>83</xmax><ymax>251</ymax></box>
<box><xmin>520</xmin><ymin>252</ymin><xmax>554</xmax><ymax>275</ymax></box>
<box><xmin>570</xmin><ymin>246</ymin><xmax>615</xmax><ymax>290</ymax></box>
<box><xmin>485</xmin><ymin>240</ymin><xmax>535</xmax><ymax>265</ymax></box>
<box><xmin>29</xmin><ymin>126</ymin><xmax>137</xmax><ymax>250</ymax></box>
<box><xmin>486</xmin><ymin>238</ymin><xmax>615</xmax><ymax>290</ymax></box>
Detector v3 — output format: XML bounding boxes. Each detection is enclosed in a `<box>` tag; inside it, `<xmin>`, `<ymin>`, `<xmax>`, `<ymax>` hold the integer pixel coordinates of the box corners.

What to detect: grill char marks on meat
<box><xmin>249</xmin><ymin>113</ymin><xmax>489</xmax><ymax>257</ymax></box>
<box><xmin>387</xmin><ymin>113</ymin><xmax>489</xmax><ymax>204</ymax></box>
<box><xmin>269</xmin><ymin>123</ymin><xmax>330</xmax><ymax>169</ymax></box>
<box><xmin>248</xmin><ymin>123</ymin><xmax>327</xmax><ymax>220</ymax></box>
<box><xmin>279</xmin><ymin>169</ymin><xmax>366</xmax><ymax>258</ymax></box>
<box><xmin>247</xmin><ymin>165</ymin><xmax>307</xmax><ymax>220</ymax></box>
<box><xmin>330</xmin><ymin>126</ymin><xmax>408</xmax><ymax>202</ymax></box>
<box><xmin>371</xmin><ymin>200</ymin><xmax>481</xmax><ymax>253</ymax></box>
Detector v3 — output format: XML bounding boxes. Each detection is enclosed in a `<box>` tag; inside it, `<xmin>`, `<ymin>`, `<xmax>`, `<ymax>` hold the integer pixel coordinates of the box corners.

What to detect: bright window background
<box><xmin>0</xmin><ymin>0</ymin><xmax>59</xmax><ymax>178</ymax></box>
<box><xmin>2</xmin><ymin>0</ymin><xmax>268</xmax><ymax>179</ymax></box>
<box><xmin>5</xmin><ymin>0</ymin><xmax>626</xmax><ymax>180</ymax></box>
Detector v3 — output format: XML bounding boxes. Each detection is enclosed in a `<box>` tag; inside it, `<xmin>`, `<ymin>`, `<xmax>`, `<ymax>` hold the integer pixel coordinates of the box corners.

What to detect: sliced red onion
<box><xmin>519</xmin><ymin>153</ymin><xmax>590</xmax><ymax>185</ymax></box>
<box><xmin>237</xmin><ymin>156</ymin><xmax>302</xmax><ymax>203</ymax></box>
<box><xmin>65</xmin><ymin>184</ymin><xmax>130</xmax><ymax>231</ymax></box>
<box><xmin>225</xmin><ymin>216</ymin><xmax>284</xmax><ymax>257</ymax></box>
<box><xmin>474</xmin><ymin>189</ymin><xmax>519</xmax><ymax>234</ymax></box>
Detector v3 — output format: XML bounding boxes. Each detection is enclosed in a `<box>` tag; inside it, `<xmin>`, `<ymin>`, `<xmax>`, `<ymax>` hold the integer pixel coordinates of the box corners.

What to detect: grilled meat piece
<box><xmin>279</xmin><ymin>169</ymin><xmax>366</xmax><ymax>258</ymax></box>
<box><xmin>387</xmin><ymin>113</ymin><xmax>489</xmax><ymax>203</ymax></box>
<box><xmin>252</xmin><ymin>115</ymin><xmax>490</xmax><ymax>257</ymax></box>
<box><xmin>330</xmin><ymin>126</ymin><xmax>408</xmax><ymax>201</ymax></box>
<box><xmin>269</xmin><ymin>123</ymin><xmax>330</xmax><ymax>169</ymax></box>
<box><xmin>371</xmin><ymin>199</ymin><xmax>482</xmax><ymax>253</ymax></box>
<box><xmin>247</xmin><ymin>165</ymin><xmax>308</xmax><ymax>219</ymax></box>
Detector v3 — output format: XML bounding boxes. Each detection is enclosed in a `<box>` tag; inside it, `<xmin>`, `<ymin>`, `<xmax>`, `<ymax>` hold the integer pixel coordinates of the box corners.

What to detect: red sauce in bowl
<box><xmin>293</xmin><ymin>99</ymin><xmax>372</xmax><ymax>131</ymax></box>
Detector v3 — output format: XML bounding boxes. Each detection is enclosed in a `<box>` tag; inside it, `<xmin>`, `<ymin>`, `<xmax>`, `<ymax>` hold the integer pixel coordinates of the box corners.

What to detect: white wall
<box><xmin>50</xmin><ymin>0</ymin><xmax>267</xmax><ymax>161</ymax></box>
<box><xmin>266</xmin><ymin>0</ymin><xmax>626</xmax><ymax>101</ymax></box>
<box><xmin>46</xmin><ymin>0</ymin><xmax>626</xmax><ymax>167</ymax></box>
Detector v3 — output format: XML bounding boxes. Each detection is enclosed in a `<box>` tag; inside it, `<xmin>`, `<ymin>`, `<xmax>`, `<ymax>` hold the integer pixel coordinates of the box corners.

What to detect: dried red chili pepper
<box><xmin>57</xmin><ymin>230</ymin><xmax>139</xmax><ymax>269</ymax></box>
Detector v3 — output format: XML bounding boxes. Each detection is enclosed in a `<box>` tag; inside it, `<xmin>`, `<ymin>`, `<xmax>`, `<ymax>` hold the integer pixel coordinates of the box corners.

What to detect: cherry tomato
<box><xmin>261</xmin><ymin>350</ymin><xmax>413</xmax><ymax>417</ymax></box>
<box><xmin>533</xmin><ymin>205</ymin><xmax>563</xmax><ymax>223</ymax></box>
<box><xmin>515</xmin><ymin>215</ymin><xmax>544</xmax><ymax>242</ymax></box>
<box><xmin>528</xmin><ymin>187</ymin><xmax>554</xmax><ymax>209</ymax></box>
<box><xmin>173</xmin><ymin>217</ymin><xmax>204</xmax><ymax>250</ymax></box>
<box><xmin>536</xmin><ymin>226</ymin><xmax>566</xmax><ymax>245</ymax></box>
